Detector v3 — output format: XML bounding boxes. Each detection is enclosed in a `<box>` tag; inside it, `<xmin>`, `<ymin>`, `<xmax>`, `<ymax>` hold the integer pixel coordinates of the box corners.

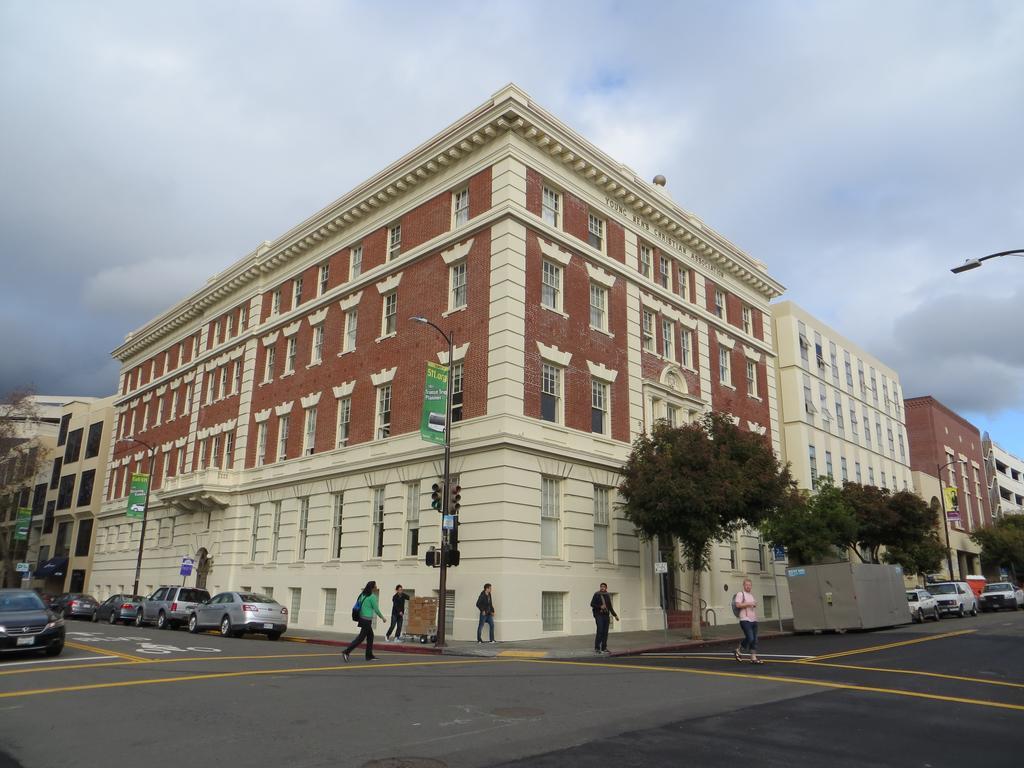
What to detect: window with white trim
<box><xmin>318</xmin><ymin>261</ymin><xmax>330</xmax><ymax>296</ymax></box>
<box><xmin>336</xmin><ymin>397</ymin><xmax>351</xmax><ymax>447</ymax></box>
<box><xmin>841</xmin><ymin>457</ymin><xmax>849</xmax><ymax>483</ymax></box>
<box><xmin>746</xmin><ymin>360</ymin><xmax>758</xmax><ymax>397</ymax></box>
<box><xmin>256</xmin><ymin>423</ymin><xmax>267</xmax><ymax>467</ymax></box>
<box><xmin>642</xmin><ymin>310</ymin><xmax>655</xmax><ymax>352</ymax></box>
<box><xmin>453</xmin><ymin>188</ymin><xmax>469</xmax><ymax>227</ymax></box>
<box><xmin>593</xmin><ymin>486</ymin><xmax>611</xmax><ymax>562</ymax></box>
<box><xmin>297</xmin><ymin>497</ymin><xmax>309</xmax><ymax>560</ymax></box>
<box><xmin>719</xmin><ymin>346</ymin><xmax>731</xmax><ymax>385</ymax></box>
<box><xmin>541</xmin><ymin>592</ymin><xmax>564</xmax><ymax>631</ymax></box>
<box><xmin>233</xmin><ymin>361</ymin><xmax>242</xmax><ymax>394</ymax></box>
<box><xmin>239</xmin><ymin>304</ymin><xmax>248</xmax><ymax>330</ymax></box>
<box><xmin>541</xmin><ymin>477</ymin><xmax>561</xmax><ymax>557</ymax></box>
<box><xmin>742</xmin><ymin>306</ymin><xmax>752</xmax><ymax>335</ymax></box>
<box><xmin>587</xmin><ymin>212</ymin><xmax>604</xmax><ymax>251</ymax></box>
<box><xmin>271</xmin><ymin>501</ymin><xmax>282</xmax><ymax>561</ymax></box>
<box><xmin>212</xmin><ymin>434</ymin><xmax>222</xmax><ymax>469</ymax></box>
<box><xmin>825</xmin><ymin>451</ymin><xmax>834</xmax><ymax>481</ymax></box>
<box><xmin>540</xmin><ymin>363</ymin><xmax>562</xmax><ymax>424</ymax></box>
<box><xmin>331</xmin><ymin>493</ymin><xmax>343</xmax><ymax>558</ymax></box>
<box><xmin>591</xmin><ymin>379</ymin><xmax>609</xmax><ymax>436</ymax></box>
<box><xmin>343</xmin><ymin>309</ymin><xmax>358</xmax><ymax>352</ymax></box>
<box><xmin>541</xmin><ymin>260</ymin><xmax>561</xmax><ymax>311</ymax></box>
<box><xmin>218</xmin><ymin>365</ymin><xmax>228</xmax><ymax>399</ymax></box>
<box><xmin>589</xmin><ymin>282</ymin><xmax>608</xmax><ymax>331</ymax></box>
<box><xmin>639</xmin><ymin>243</ymin><xmax>652</xmax><ymax>279</ymax></box>
<box><xmin>678</xmin><ymin>267</ymin><xmax>689</xmax><ymax>301</ymax></box>
<box><xmin>177</xmin><ymin>446</ymin><xmax>187</xmax><ymax>475</ymax></box>
<box><xmin>224</xmin><ymin>431</ymin><xmax>234</xmax><ymax>469</ymax></box>
<box><xmin>662</xmin><ymin>319</ymin><xmax>674</xmax><ymax>360</ymax></box>
<box><xmin>311</xmin><ymin>325</ymin><xmax>324</xmax><ymax>364</ymax></box>
<box><xmin>681</xmin><ymin>328</ymin><xmax>693</xmax><ymax>368</ymax></box>
<box><xmin>658</xmin><ymin>255</ymin><xmax>670</xmax><ymax>289</ymax></box>
<box><xmin>323</xmin><ymin>588</ymin><xmax>337</xmax><ymax>626</ymax></box>
<box><xmin>303</xmin><ymin>406</ymin><xmax>317</xmax><ymax>456</ymax></box>
<box><xmin>285</xmin><ymin>337</ymin><xmax>297</xmax><ymax>374</ymax></box>
<box><xmin>289</xmin><ymin>588</ymin><xmax>301</xmax><ymax>621</ymax></box>
<box><xmin>197</xmin><ymin>438</ymin><xmax>208</xmax><ymax>470</ymax></box>
<box><xmin>376</xmin><ymin>384</ymin><xmax>392</xmax><ymax>439</ymax></box>
<box><xmin>388</xmin><ymin>223</ymin><xmax>401</xmax><ymax>260</ymax></box>
<box><xmin>451</xmin><ymin>362</ymin><xmax>464</xmax><ymax>423</ymax></box>
<box><xmin>406</xmin><ymin>482</ymin><xmax>420</xmax><ymax>556</ymax></box>
<box><xmin>542</xmin><ymin>185</ymin><xmax>560</xmax><ymax>227</ymax></box>
<box><xmin>249</xmin><ymin>504</ymin><xmax>260</xmax><ymax>561</ymax></box>
<box><xmin>450</xmin><ymin>262</ymin><xmax>467</xmax><ymax>310</ymax></box>
<box><xmin>382</xmin><ymin>292</ymin><xmax>397</xmax><ymax>336</ymax></box>
<box><xmin>264</xmin><ymin>346</ymin><xmax>276</xmax><ymax>382</ymax></box>
<box><xmin>372</xmin><ymin>486</ymin><xmax>385</xmax><ymax>558</ymax></box>
<box><xmin>293</xmin><ymin>276</ymin><xmax>303</xmax><ymax>307</ymax></box>
<box><xmin>277</xmin><ymin>415</ymin><xmax>289</xmax><ymax>462</ymax></box>
<box><xmin>350</xmin><ymin>245</ymin><xmax>363</xmax><ymax>280</ymax></box>
<box><xmin>714</xmin><ymin>289</ymin><xmax>725</xmax><ymax>319</ymax></box>
<box><xmin>809</xmin><ymin>445</ymin><xmax>818</xmax><ymax>489</ymax></box>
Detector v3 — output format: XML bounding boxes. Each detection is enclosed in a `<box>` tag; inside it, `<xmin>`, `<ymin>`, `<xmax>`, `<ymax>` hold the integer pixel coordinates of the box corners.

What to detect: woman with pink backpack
<box><xmin>733</xmin><ymin>578</ymin><xmax>763</xmax><ymax>664</ymax></box>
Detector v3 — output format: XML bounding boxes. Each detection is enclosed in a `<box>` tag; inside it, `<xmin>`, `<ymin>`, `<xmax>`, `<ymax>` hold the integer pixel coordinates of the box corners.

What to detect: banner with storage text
<box><xmin>126</xmin><ymin>473</ymin><xmax>150</xmax><ymax>519</ymax></box>
<box><xmin>419</xmin><ymin>362</ymin><xmax>448</xmax><ymax>445</ymax></box>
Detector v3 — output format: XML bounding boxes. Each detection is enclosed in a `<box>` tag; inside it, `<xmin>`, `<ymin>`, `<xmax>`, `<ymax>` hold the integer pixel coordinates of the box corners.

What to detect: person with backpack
<box><xmin>343</xmin><ymin>581</ymin><xmax>387</xmax><ymax>662</ymax></box>
<box><xmin>385</xmin><ymin>584</ymin><xmax>410</xmax><ymax>643</ymax></box>
<box><xmin>733</xmin><ymin>578</ymin><xmax>763</xmax><ymax>664</ymax></box>
<box><xmin>590</xmin><ymin>582</ymin><xmax>619</xmax><ymax>654</ymax></box>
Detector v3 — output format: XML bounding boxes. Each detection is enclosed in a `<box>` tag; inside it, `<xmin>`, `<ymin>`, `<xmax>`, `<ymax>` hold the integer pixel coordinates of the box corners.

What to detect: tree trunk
<box><xmin>690</xmin><ymin>567</ymin><xmax>703</xmax><ymax>641</ymax></box>
<box><xmin>0</xmin><ymin>531</ymin><xmax>18</xmax><ymax>588</ymax></box>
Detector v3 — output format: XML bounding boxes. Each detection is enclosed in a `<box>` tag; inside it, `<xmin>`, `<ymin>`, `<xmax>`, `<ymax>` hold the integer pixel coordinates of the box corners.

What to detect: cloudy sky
<box><xmin>2</xmin><ymin>1</ymin><xmax>1022</xmax><ymax>457</ymax></box>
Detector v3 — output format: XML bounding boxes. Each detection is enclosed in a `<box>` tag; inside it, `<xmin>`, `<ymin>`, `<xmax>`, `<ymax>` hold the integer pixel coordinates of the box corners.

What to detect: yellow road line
<box><xmin>497</xmin><ymin>650</ymin><xmax>548</xmax><ymax>658</ymax></box>
<box><xmin>641</xmin><ymin>654</ymin><xmax>1024</xmax><ymax>689</ymax></box>
<box><xmin>799</xmin><ymin>629</ymin><xmax>976</xmax><ymax>662</ymax></box>
<box><xmin>522</xmin><ymin>658</ymin><xmax>1024</xmax><ymax>712</ymax></box>
<box><xmin>0</xmin><ymin>657</ymin><xmax>501</xmax><ymax>700</ymax></box>
<box><xmin>64</xmin><ymin>641</ymin><xmax>149</xmax><ymax>664</ymax></box>
<box><xmin>0</xmin><ymin>650</ymin><xmax>339</xmax><ymax>677</ymax></box>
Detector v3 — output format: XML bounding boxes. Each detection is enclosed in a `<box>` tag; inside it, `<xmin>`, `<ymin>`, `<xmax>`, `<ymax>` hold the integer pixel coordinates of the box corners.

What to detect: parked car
<box><xmin>906</xmin><ymin>588</ymin><xmax>941</xmax><ymax>622</ymax></box>
<box><xmin>136</xmin><ymin>586</ymin><xmax>211</xmax><ymax>630</ymax></box>
<box><xmin>52</xmin><ymin>593</ymin><xmax>99</xmax><ymax>619</ymax></box>
<box><xmin>928</xmin><ymin>581</ymin><xmax>979</xmax><ymax>617</ymax></box>
<box><xmin>979</xmin><ymin>582</ymin><xmax>1024</xmax><ymax>612</ymax></box>
<box><xmin>188</xmin><ymin>591</ymin><xmax>288</xmax><ymax>640</ymax></box>
<box><xmin>92</xmin><ymin>594</ymin><xmax>145</xmax><ymax>625</ymax></box>
<box><xmin>0</xmin><ymin>589</ymin><xmax>65</xmax><ymax>657</ymax></box>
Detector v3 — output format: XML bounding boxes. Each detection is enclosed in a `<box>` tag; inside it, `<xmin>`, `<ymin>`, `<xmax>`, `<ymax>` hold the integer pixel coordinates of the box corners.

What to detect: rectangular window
<box><xmin>825</xmin><ymin>451</ymin><xmax>834</xmax><ymax>481</ymax></box>
<box><xmin>76</xmin><ymin>470</ymin><xmax>95</xmax><ymax>507</ymax></box>
<box><xmin>841</xmin><ymin>457</ymin><xmax>849</xmax><ymax>483</ymax></box>
<box><xmin>589</xmin><ymin>283</ymin><xmax>607</xmax><ymax>331</ymax></box>
<box><xmin>714</xmin><ymin>290</ymin><xmax>725</xmax><ymax>319</ymax></box>
<box><xmin>453</xmin><ymin>188</ymin><xmax>469</xmax><ymax>227</ymax></box>
<box><xmin>662</xmin><ymin>319</ymin><xmax>674</xmax><ymax>360</ymax></box>
<box><xmin>542</xmin><ymin>186</ymin><xmax>560</xmax><ymax>227</ymax></box>
<box><xmin>742</xmin><ymin>307</ymin><xmax>752</xmax><ymax>335</ymax></box>
<box><xmin>293</xmin><ymin>277</ymin><xmax>303</xmax><ymax>307</ymax></box>
<box><xmin>206</xmin><ymin>374</ymin><xmax>215</xmax><ymax>404</ymax></box>
<box><xmin>541</xmin><ymin>592</ymin><xmax>564</xmax><ymax>632</ymax></box>
<box><xmin>323</xmin><ymin>588</ymin><xmax>337</xmax><ymax>626</ymax></box>
<box><xmin>336</xmin><ymin>397</ymin><xmax>351</xmax><ymax>447</ymax></box>
<box><xmin>303</xmin><ymin>407</ymin><xmax>317</xmax><ymax>456</ymax></box>
<box><xmin>639</xmin><ymin>243</ymin><xmax>652</xmax><ymax>279</ymax></box>
<box><xmin>855</xmin><ymin>462</ymin><xmax>862</xmax><ymax>483</ymax></box>
<box><xmin>344</xmin><ymin>309</ymin><xmax>358</xmax><ymax>352</ymax></box>
<box><xmin>541</xmin><ymin>260</ymin><xmax>561</xmax><ymax>310</ymax></box>
<box><xmin>719</xmin><ymin>346</ymin><xmax>731</xmax><ymax>386</ymax></box>
<box><xmin>868</xmin><ymin>466</ymin><xmax>875</xmax><ymax>485</ymax></box>
<box><xmin>450</xmin><ymin>262</ymin><xmax>467</xmax><ymax>310</ymax></box>
<box><xmin>271</xmin><ymin>501</ymin><xmax>282</xmax><ymax>561</ymax></box>
<box><xmin>372</xmin><ymin>486</ymin><xmax>385</xmax><ymax>558</ymax></box>
<box><xmin>845</xmin><ymin>353</ymin><xmax>854</xmax><ymax>387</ymax></box>
<box><xmin>587</xmin><ymin>212</ymin><xmax>604</xmax><ymax>251</ymax></box>
<box><xmin>376</xmin><ymin>384</ymin><xmax>392</xmax><ymax>439</ymax></box>
<box><xmin>277</xmin><ymin>415</ymin><xmax>289</xmax><ymax>462</ymax></box>
<box><xmin>56</xmin><ymin>475</ymin><xmax>75</xmax><ymax>510</ymax></box>
<box><xmin>212</xmin><ymin>434</ymin><xmax>222</xmax><ymax>469</ymax></box>
<box><xmin>289</xmin><ymin>588</ymin><xmax>301</xmax><ymax>623</ymax></box>
<box><xmin>177</xmin><ymin>446</ymin><xmax>187</xmax><ymax>475</ymax></box>
<box><xmin>285</xmin><ymin>337</ymin><xmax>297</xmax><ymax>374</ymax></box>
<box><xmin>591</xmin><ymin>379</ymin><xmax>609</xmax><ymax>435</ymax></box>
<box><xmin>540</xmin><ymin>363</ymin><xmax>561</xmax><ymax>424</ymax></box>
<box><xmin>64</xmin><ymin>428</ymin><xmax>83</xmax><ymax>464</ymax></box>
<box><xmin>218</xmin><ymin>366</ymin><xmax>227</xmax><ymax>400</ymax></box>
<box><xmin>642</xmin><ymin>310</ymin><xmax>655</xmax><ymax>352</ymax></box>
<box><xmin>406</xmin><ymin>483</ymin><xmax>420</xmax><ymax>556</ymax></box>
<box><xmin>388</xmin><ymin>223</ymin><xmax>402</xmax><ymax>260</ymax></box>
<box><xmin>318</xmin><ymin>261</ymin><xmax>330</xmax><ymax>296</ymax></box>
<box><xmin>249</xmin><ymin>505</ymin><xmax>260</xmax><ymax>561</ymax></box>
<box><xmin>311</xmin><ymin>325</ymin><xmax>324</xmax><ymax>364</ymax></box>
<box><xmin>233</xmin><ymin>361</ymin><xmax>242</xmax><ymax>394</ymax></box>
<box><xmin>239</xmin><ymin>303</ymin><xmax>248</xmax><ymax>330</ymax></box>
<box><xmin>197</xmin><ymin>438</ymin><xmax>208</xmax><ymax>470</ymax></box>
<box><xmin>272</xmin><ymin>288</ymin><xmax>281</xmax><ymax>316</ymax></box>
<box><xmin>169</xmin><ymin>390</ymin><xmax>179</xmax><ymax>420</ymax></box>
<box><xmin>331</xmin><ymin>493</ymin><xmax>344</xmax><ymax>559</ymax></box>
<box><xmin>809</xmin><ymin>445</ymin><xmax>818</xmax><ymax>489</ymax></box>
<box><xmin>297</xmin><ymin>497</ymin><xmax>309</xmax><ymax>560</ymax></box>
<box><xmin>264</xmin><ymin>346</ymin><xmax>276</xmax><ymax>382</ymax></box>
<box><xmin>350</xmin><ymin>245</ymin><xmax>363</xmax><ymax>279</ymax></box>
<box><xmin>382</xmin><ymin>292</ymin><xmax>397</xmax><ymax>336</ymax></box>
<box><xmin>593</xmin><ymin>486</ymin><xmax>610</xmax><ymax>562</ymax></box>
<box><xmin>681</xmin><ymin>329</ymin><xmax>692</xmax><ymax>368</ymax></box>
<box><xmin>746</xmin><ymin>360</ymin><xmax>758</xmax><ymax>397</ymax></box>
<box><xmin>658</xmin><ymin>255</ymin><xmax>670</xmax><ymax>289</ymax></box>
<box><xmin>678</xmin><ymin>267</ymin><xmax>689</xmax><ymax>301</ymax></box>
<box><xmin>541</xmin><ymin>477</ymin><xmax>561</xmax><ymax>558</ymax></box>
<box><xmin>451</xmin><ymin>362</ymin><xmax>464</xmax><ymax>423</ymax></box>
<box><xmin>256</xmin><ymin>423</ymin><xmax>268</xmax><ymax>467</ymax></box>
<box><xmin>74</xmin><ymin>519</ymin><xmax>93</xmax><ymax>557</ymax></box>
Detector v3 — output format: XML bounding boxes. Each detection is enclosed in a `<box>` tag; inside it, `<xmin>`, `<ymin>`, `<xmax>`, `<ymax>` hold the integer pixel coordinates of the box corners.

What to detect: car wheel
<box><xmin>267</xmin><ymin>631</ymin><xmax>281</xmax><ymax>641</ymax></box>
<box><xmin>157</xmin><ymin>612</ymin><xmax>167</xmax><ymax>630</ymax></box>
<box><xmin>91</xmin><ymin>610</ymin><xmax>99</xmax><ymax>623</ymax></box>
<box><xmin>957</xmin><ymin>605</ymin><xmax>965</xmax><ymax>618</ymax></box>
<box><xmin>970</xmin><ymin>604</ymin><xmax>978</xmax><ymax>617</ymax></box>
<box><xmin>108</xmin><ymin>610</ymin><xmax>118</xmax><ymax>625</ymax></box>
<box><xmin>220</xmin><ymin>616</ymin><xmax>233</xmax><ymax>638</ymax></box>
<box><xmin>45</xmin><ymin>641</ymin><xmax>64</xmax><ymax>657</ymax></box>
<box><xmin>933</xmin><ymin>607</ymin><xmax>941</xmax><ymax>621</ymax></box>
<box><xmin>914</xmin><ymin>608</ymin><xmax>923</xmax><ymax>624</ymax></box>
<box><xmin>188</xmin><ymin>614</ymin><xmax>199</xmax><ymax>634</ymax></box>
<box><xmin>135</xmin><ymin>610</ymin><xmax>144</xmax><ymax>627</ymax></box>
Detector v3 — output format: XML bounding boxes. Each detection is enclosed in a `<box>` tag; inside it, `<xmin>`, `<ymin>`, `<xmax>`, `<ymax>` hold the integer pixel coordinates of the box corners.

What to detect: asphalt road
<box><xmin>0</xmin><ymin>610</ymin><xmax>1021</xmax><ymax>768</ymax></box>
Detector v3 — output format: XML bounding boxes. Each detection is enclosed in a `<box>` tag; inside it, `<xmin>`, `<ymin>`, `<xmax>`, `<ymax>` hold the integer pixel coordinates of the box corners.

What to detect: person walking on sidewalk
<box><xmin>476</xmin><ymin>583</ymin><xmax>496</xmax><ymax>643</ymax></box>
<box><xmin>733</xmin><ymin>578</ymin><xmax>763</xmax><ymax>664</ymax></box>
<box><xmin>343</xmin><ymin>581</ymin><xmax>387</xmax><ymax>663</ymax></box>
<box><xmin>385</xmin><ymin>584</ymin><xmax>410</xmax><ymax>642</ymax></box>
<box><xmin>590</xmin><ymin>582</ymin><xmax>619</xmax><ymax>654</ymax></box>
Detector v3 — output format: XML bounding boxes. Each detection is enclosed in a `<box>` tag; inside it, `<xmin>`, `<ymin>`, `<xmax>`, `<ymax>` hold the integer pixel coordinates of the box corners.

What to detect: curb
<box><xmin>282</xmin><ymin>634</ymin><xmax>442</xmax><ymax>655</ymax></box>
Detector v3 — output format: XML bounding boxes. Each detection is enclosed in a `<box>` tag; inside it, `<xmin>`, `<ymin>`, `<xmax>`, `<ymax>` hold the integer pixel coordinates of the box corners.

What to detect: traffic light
<box><xmin>425</xmin><ymin>547</ymin><xmax>439</xmax><ymax>567</ymax></box>
<box><xmin>448</xmin><ymin>484</ymin><xmax>461</xmax><ymax>516</ymax></box>
<box><xmin>431</xmin><ymin>482</ymin><xmax>445</xmax><ymax>512</ymax></box>
<box><xmin>446</xmin><ymin>517</ymin><xmax>460</xmax><ymax>567</ymax></box>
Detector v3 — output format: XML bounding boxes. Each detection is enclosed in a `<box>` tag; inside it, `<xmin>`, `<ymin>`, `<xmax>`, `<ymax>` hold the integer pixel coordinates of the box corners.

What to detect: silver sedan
<box><xmin>187</xmin><ymin>592</ymin><xmax>288</xmax><ymax>640</ymax></box>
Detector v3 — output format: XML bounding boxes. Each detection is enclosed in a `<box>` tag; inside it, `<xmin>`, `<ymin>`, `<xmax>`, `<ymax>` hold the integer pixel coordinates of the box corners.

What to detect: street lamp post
<box><xmin>936</xmin><ymin>459</ymin><xmax>966</xmax><ymax>580</ymax></box>
<box><xmin>410</xmin><ymin>316</ymin><xmax>454</xmax><ymax>648</ymax></box>
<box><xmin>120</xmin><ymin>436</ymin><xmax>157</xmax><ymax>597</ymax></box>
<box><xmin>950</xmin><ymin>249</ymin><xmax>1024</xmax><ymax>274</ymax></box>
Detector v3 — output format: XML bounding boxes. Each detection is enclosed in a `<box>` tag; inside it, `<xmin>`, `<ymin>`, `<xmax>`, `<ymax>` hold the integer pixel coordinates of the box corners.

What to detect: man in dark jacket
<box><xmin>476</xmin><ymin>583</ymin><xmax>495</xmax><ymax>643</ymax></box>
<box><xmin>590</xmin><ymin>582</ymin><xmax>619</xmax><ymax>654</ymax></box>
<box><xmin>385</xmin><ymin>584</ymin><xmax>410</xmax><ymax>642</ymax></box>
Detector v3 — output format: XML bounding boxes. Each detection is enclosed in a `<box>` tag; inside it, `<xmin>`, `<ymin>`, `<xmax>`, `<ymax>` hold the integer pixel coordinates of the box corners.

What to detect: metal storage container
<box><xmin>786</xmin><ymin>562</ymin><xmax>911</xmax><ymax>631</ymax></box>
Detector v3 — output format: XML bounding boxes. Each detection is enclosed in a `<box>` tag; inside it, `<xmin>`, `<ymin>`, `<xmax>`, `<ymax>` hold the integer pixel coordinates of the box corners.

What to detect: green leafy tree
<box><xmin>839</xmin><ymin>482</ymin><xmax>893</xmax><ymax>562</ymax></box>
<box><xmin>971</xmin><ymin>516</ymin><xmax>1024</xmax><ymax>582</ymax></box>
<box><xmin>618</xmin><ymin>412</ymin><xmax>796</xmax><ymax>639</ymax></box>
<box><xmin>0</xmin><ymin>390</ymin><xmax>44</xmax><ymax>587</ymax></box>
<box><xmin>760</xmin><ymin>479</ymin><xmax>857</xmax><ymax>565</ymax></box>
<box><xmin>878</xmin><ymin>491</ymin><xmax>947</xmax><ymax>576</ymax></box>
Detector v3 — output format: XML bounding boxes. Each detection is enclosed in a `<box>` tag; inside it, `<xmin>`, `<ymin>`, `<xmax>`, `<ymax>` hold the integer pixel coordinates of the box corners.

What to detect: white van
<box><xmin>927</xmin><ymin>581</ymin><xmax>978</xmax><ymax>617</ymax></box>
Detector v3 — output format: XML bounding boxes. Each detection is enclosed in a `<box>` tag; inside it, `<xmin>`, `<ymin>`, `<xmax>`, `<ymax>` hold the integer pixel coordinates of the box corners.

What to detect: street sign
<box><xmin>442</xmin><ymin>514</ymin><xmax>455</xmax><ymax>531</ymax></box>
<box><xmin>946</xmin><ymin>510</ymin><xmax>961</xmax><ymax>523</ymax></box>
<box><xmin>772</xmin><ymin>545</ymin><xmax>787</xmax><ymax>561</ymax></box>
<box><xmin>654</xmin><ymin>561</ymin><xmax>668</xmax><ymax>574</ymax></box>
<box><xmin>127</xmin><ymin>473</ymin><xmax>150</xmax><ymax>519</ymax></box>
<box><xmin>179</xmin><ymin>557</ymin><xmax>195</xmax><ymax>577</ymax></box>
<box><xmin>15</xmin><ymin>562</ymin><xmax>30</xmax><ymax>573</ymax></box>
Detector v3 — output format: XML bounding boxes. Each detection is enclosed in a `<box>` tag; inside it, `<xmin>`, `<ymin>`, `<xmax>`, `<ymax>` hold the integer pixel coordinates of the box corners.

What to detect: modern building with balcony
<box><xmin>983</xmin><ymin>433</ymin><xmax>1024</xmax><ymax>519</ymax></box>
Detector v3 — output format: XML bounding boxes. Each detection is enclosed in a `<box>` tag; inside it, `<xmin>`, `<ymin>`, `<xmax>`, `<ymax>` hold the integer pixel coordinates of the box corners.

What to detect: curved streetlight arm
<box><xmin>950</xmin><ymin>249</ymin><xmax>1024</xmax><ymax>274</ymax></box>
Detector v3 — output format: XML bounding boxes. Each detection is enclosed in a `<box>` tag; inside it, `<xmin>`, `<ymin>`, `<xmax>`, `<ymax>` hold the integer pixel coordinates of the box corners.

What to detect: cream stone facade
<box><xmin>89</xmin><ymin>85</ymin><xmax>786</xmax><ymax>640</ymax></box>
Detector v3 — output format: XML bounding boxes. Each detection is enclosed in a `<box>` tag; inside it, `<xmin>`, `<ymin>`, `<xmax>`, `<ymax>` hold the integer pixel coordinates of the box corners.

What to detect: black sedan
<box><xmin>0</xmin><ymin>589</ymin><xmax>65</xmax><ymax>657</ymax></box>
<box><xmin>92</xmin><ymin>594</ymin><xmax>145</xmax><ymax>625</ymax></box>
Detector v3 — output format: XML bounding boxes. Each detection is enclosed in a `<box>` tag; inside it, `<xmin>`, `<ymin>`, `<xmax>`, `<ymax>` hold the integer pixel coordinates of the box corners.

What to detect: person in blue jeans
<box><xmin>343</xmin><ymin>581</ymin><xmax>387</xmax><ymax>662</ymax></box>
<box><xmin>590</xmin><ymin>582</ymin><xmax>619</xmax><ymax>653</ymax></box>
<box><xmin>733</xmin><ymin>578</ymin><xmax>763</xmax><ymax>664</ymax></box>
<box><xmin>476</xmin><ymin>583</ymin><xmax>495</xmax><ymax>643</ymax></box>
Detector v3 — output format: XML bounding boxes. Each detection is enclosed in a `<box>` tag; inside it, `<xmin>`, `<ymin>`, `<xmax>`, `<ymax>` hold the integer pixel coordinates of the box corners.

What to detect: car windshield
<box><xmin>906</xmin><ymin>593</ymin><xmax>919</xmax><ymax>602</ymax></box>
<box><xmin>238</xmin><ymin>593</ymin><xmax>276</xmax><ymax>604</ymax></box>
<box><xmin>929</xmin><ymin>583</ymin><xmax>957</xmax><ymax>595</ymax></box>
<box><xmin>983</xmin><ymin>583</ymin><xmax>1011</xmax><ymax>592</ymax></box>
<box><xmin>0</xmin><ymin>593</ymin><xmax>46</xmax><ymax>612</ymax></box>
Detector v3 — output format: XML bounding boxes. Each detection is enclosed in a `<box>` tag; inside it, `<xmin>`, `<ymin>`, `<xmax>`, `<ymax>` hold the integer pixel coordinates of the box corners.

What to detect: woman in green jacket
<box><xmin>343</xmin><ymin>580</ymin><xmax>387</xmax><ymax>662</ymax></box>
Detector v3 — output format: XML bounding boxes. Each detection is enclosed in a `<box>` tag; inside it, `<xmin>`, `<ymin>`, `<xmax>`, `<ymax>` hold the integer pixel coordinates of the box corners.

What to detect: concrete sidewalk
<box><xmin>282</xmin><ymin>620</ymin><xmax>794</xmax><ymax>660</ymax></box>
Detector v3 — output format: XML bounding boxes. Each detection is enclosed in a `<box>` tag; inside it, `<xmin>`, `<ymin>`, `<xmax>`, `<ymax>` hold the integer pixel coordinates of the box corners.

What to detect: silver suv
<box><xmin>136</xmin><ymin>586</ymin><xmax>211</xmax><ymax>630</ymax></box>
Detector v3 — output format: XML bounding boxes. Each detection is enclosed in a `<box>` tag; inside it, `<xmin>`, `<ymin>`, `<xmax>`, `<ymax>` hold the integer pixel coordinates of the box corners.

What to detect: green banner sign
<box><xmin>419</xmin><ymin>362</ymin><xmax>449</xmax><ymax>445</ymax></box>
<box><xmin>13</xmin><ymin>508</ymin><xmax>31</xmax><ymax>541</ymax></box>
<box><xmin>127</xmin><ymin>473</ymin><xmax>150</xmax><ymax>519</ymax></box>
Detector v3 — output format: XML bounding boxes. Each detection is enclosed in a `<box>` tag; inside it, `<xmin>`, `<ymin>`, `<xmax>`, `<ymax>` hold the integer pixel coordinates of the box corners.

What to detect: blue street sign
<box><xmin>180</xmin><ymin>557</ymin><xmax>195</xmax><ymax>577</ymax></box>
<box><xmin>772</xmin><ymin>545</ymin><xmax>787</xmax><ymax>561</ymax></box>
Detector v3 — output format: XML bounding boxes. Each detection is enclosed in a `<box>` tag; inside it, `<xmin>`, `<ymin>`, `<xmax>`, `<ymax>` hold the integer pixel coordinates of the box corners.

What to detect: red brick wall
<box><xmin>708</xmin><ymin>331</ymin><xmax>772</xmax><ymax>440</ymax></box>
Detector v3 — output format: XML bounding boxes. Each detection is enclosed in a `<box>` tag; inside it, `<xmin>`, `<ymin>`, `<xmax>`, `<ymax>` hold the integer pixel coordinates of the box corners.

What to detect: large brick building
<box><xmin>90</xmin><ymin>85</ymin><xmax>785</xmax><ymax>640</ymax></box>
